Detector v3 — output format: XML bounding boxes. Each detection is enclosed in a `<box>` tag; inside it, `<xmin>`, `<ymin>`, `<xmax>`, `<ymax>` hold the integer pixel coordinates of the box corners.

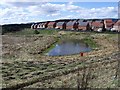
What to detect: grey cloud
<box><xmin>0</xmin><ymin>2</ymin><xmax>118</xmax><ymax>24</ymax></box>
<box><xmin>7</xmin><ymin>2</ymin><xmax>46</xmax><ymax>7</ymax></box>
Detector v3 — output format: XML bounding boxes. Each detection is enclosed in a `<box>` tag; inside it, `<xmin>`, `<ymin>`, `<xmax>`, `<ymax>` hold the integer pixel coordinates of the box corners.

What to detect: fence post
<box><xmin>80</xmin><ymin>52</ymin><xmax>84</xmax><ymax>56</ymax></box>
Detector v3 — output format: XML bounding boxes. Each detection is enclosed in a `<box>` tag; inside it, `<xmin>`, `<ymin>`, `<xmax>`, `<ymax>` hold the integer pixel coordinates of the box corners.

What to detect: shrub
<box><xmin>34</xmin><ymin>30</ymin><xmax>39</xmax><ymax>34</ymax></box>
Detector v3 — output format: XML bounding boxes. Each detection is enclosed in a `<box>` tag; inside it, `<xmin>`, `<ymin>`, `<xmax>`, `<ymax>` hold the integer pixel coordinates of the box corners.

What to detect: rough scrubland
<box><xmin>1</xmin><ymin>30</ymin><xmax>119</xmax><ymax>89</ymax></box>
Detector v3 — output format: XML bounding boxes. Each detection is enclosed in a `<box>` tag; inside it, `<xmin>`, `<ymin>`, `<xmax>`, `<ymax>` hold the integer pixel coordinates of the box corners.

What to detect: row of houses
<box><xmin>31</xmin><ymin>19</ymin><xmax>120</xmax><ymax>32</ymax></box>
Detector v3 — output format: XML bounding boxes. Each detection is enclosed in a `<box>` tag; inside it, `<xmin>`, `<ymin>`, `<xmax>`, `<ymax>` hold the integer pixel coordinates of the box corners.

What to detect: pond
<box><xmin>46</xmin><ymin>39</ymin><xmax>92</xmax><ymax>56</ymax></box>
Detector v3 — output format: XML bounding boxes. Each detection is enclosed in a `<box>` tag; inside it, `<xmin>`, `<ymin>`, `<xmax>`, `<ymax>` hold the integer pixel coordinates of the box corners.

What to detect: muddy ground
<box><xmin>1</xmin><ymin>31</ymin><xmax>119</xmax><ymax>89</ymax></box>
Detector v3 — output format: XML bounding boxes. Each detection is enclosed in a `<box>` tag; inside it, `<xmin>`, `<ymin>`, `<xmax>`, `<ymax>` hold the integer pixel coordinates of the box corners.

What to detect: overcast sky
<box><xmin>0</xmin><ymin>0</ymin><xmax>119</xmax><ymax>25</ymax></box>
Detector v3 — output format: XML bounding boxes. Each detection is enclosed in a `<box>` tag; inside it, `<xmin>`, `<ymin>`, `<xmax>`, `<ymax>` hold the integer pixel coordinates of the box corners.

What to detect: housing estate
<box><xmin>31</xmin><ymin>19</ymin><xmax>119</xmax><ymax>32</ymax></box>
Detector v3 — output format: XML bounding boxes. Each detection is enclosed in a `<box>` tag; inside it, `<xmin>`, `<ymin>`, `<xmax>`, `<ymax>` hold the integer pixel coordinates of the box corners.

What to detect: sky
<box><xmin>0</xmin><ymin>0</ymin><xmax>119</xmax><ymax>25</ymax></box>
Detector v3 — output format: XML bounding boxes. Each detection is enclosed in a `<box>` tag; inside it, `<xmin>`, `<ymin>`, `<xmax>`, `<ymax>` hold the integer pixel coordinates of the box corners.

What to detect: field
<box><xmin>1</xmin><ymin>29</ymin><xmax>119</xmax><ymax>89</ymax></box>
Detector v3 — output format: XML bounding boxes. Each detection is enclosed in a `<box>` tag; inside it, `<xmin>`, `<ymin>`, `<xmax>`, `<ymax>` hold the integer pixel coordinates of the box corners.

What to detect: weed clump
<box><xmin>34</xmin><ymin>30</ymin><xmax>39</xmax><ymax>34</ymax></box>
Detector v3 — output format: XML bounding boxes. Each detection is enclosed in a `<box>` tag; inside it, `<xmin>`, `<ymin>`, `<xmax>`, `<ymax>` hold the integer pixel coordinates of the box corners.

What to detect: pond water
<box><xmin>47</xmin><ymin>39</ymin><xmax>92</xmax><ymax>56</ymax></box>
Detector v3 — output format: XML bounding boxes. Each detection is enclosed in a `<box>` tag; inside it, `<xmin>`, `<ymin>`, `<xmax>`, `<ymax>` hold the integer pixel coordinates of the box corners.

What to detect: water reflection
<box><xmin>47</xmin><ymin>39</ymin><xmax>91</xmax><ymax>56</ymax></box>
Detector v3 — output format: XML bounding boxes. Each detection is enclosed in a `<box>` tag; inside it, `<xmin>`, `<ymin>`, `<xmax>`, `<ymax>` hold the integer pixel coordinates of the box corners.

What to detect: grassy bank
<box><xmin>38</xmin><ymin>29</ymin><xmax>59</xmax><ymax>35</ymax></box>
<box><xmin>42</xmin><ymin>37</ymin><xmax>60</xmax><ymax>54</ymax></box>
<box><xmin>82</xmin><ymin>37</ymin><xmax>98</xmax><ymax>49</ymax></box>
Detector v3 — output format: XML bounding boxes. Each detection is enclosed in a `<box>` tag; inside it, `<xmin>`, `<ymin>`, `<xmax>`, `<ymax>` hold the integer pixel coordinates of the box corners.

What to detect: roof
<box><xmin>77</xmin><ymin>20</ymin><xmax>84</xmax><ymax>22</ymax></box>
<box><xmin>78</xmin><ymin>21</ymin><xmax>88</xmax><ymax>26</ymax></box>
<box><xmin>114</xmin><ymin>20</ymin><xmax>120</xmax><ymax>26</ymax></box>
<box><xmin>66</xmin><ymin>21</ymin><xmax>77</xmax><ymax>26</ymax></box>
<box><xmin>31</xmin><ymin>24</ymin><xmax>35</xmax><ymax>28</ymax></box>
<box><xmin>104</xmin><ymin>20</ymin><xmax>113</xmax><ymax>27</ymax></box>
<box><xmin>87</xmin><ymin>21</ymin><xmax>92</xmax><ymax>25</ymax></box>
<box><xmin>92</xmin><ymin>21</ymin><xmax>103</xmax><ymax>27</ymax></box>
<box><xmin>48</xmin><ymin>22</ymin><xmax>56</xmax><ymax>25</ymax></box>
<box><xmin>94</xmin><ymin>21</ymin><xmax>102</xmax><ymax>23</ymax></box>
<box><xmin>105</xmin><ymin>19</ymin><xmax>113</xmax><ymax>23</ymax></box>
<box><xmin>56</xmin><ymin>22</ymin><xmax>65</xmax><ymax>26</ymax></box>
<box><xmin>38</xmin><ymin>23</ymin><xmax>42</xmax><ymax>25</ymax></box>
<box><xmin>34</xmin><ymin>24</ymin><xmax>38</xmax><ymax>28</ymax></box>
<box><xmin>31</xmin><ymin>24</ymin><xmax>34</xmax><ymax>26</ymax></box>
<box><xmin>34</xmin><ymin>24</ymin><xmax>38</xmax><ymax>26</ymax></box>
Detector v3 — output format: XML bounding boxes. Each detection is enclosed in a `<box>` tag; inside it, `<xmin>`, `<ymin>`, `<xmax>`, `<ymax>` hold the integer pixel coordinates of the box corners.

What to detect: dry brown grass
<box><xmin>1</xmin><ymin>32</ymin><xmax>119</xmax><ymax>88</ymax></box>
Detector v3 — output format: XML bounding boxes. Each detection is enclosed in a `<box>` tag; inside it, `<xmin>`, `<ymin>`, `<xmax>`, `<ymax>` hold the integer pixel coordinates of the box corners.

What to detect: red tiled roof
<box><xmin>92</xmin><ymin>21</ymin><xmax>103</xmax><ymax>27</ymax></box>
<box><xmin>48</xmin><ymin>22</ymin><xmax>56</xmax><ymax>25</ymax></box>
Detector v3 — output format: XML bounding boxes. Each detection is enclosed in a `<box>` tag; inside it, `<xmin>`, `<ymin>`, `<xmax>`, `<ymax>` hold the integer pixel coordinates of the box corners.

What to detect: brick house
<box><xmin>112</xmin><ymin>20</ymin><xmax>120</xmax><ymax>32</ymax></box>
<box><xmin>87</xmin><ymin>21</ymin><xmax>92</xmax><ymax>29</ymax></box>
<box><xmin>47</xmin><ymin>21</ymin><xmax>56</xmax><ymax>29</ymax></box>
<box><xmin>56</xmin><ymin>22</ymin><xmax>66</xmax><ymax>29</ymax></box>
<box><xmin>77</xmin><ymin>21</ymin><xmax>90</xmax><ymax>31</ymax></box>
<box><xmin>66</xmin><ymin>20</ymin><xmax>78</xmax><ymax>30</ymax></box>
<box><xmin>104</xmin><ymin>19</ymin><xmax>113</xmax><ymax>30</ymax></box>
<box><xmin>37</xmin><ymin>23</ymin><xmax>45</xmax><ymax>29</ymax></box>
<box><xmin>33</xmin><ymin>24</ymin><xmax>38</xmax><ymax>29</ymax></box>
<box><xmin>37</xmin><ymin>23</ymin><xmax>40</xmax><ymax>29</ymax></box>
<box><xmin>91</xmin><ymin>21</ymin><xmax>104</xmax><ymax>31</ymax></box>
<box><xmin>31</xmin><ymin>24</ymin><xmax>35</xmax><ymax>29</ymax></box>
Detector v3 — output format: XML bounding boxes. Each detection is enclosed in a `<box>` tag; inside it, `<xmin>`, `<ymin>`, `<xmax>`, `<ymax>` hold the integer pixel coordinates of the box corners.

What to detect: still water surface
<box><xmin>47</xmin><ymin>39</ymin><xmax>91</xmax><ymax>56</ymax></box>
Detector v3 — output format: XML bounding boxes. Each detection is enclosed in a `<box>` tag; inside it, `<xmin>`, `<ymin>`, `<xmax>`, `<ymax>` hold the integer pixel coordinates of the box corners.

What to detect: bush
<box><xmin>34</xmin><ymin>30</ymin><xmax>39</xmax><ymax>34</ymax></box>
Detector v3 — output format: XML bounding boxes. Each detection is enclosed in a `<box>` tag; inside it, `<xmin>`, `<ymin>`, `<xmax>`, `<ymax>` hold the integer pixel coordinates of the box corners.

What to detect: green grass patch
<box><xmin>38</xmin><ymin>29</ymin><xmax>59</xmax><ymax>35</ymax></box>
<box><xmin>106</xmin><ymin>33</ymin><xmax>118</xmax><ymax>38</ymax></box>
<box><xmin>5</xmin><ymin>28</ymin><xmax>34</xmax><ymax>35</ymax></box>
<box><xmin>82</xmin><ymin>37</ymin><xmax>98</xmax><ymax>49</ymax></box>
